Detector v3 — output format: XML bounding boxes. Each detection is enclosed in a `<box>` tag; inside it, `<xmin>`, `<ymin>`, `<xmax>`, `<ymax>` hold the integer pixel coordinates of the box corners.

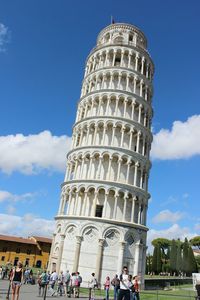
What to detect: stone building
<box><xmin>0</xmin><ymin>235</ymin><xmax>52</xmax><ymax>268</ymax></box>
<box><xmin>49</xmin><ymin>22</ymin><xmax>154</xmax><ymax>286</ymax></box>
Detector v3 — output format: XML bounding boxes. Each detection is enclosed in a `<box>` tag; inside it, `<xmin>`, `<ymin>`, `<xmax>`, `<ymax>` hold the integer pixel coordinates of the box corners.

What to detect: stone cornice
<box><xmin>79</xmin><ymin>89</ymin><xmax>153</xmax><ymax>108</ymax></box>
<box><xmin>97</xmin><ymin>23</ymin><xmax>147</xmax><ymax>46</ymax></box>
<box><xmin>73</xmin><ymin>115</ymin><xmax>153</xmax><ymax>140</ymax></box>
<box><xmin>67</xmin><ymin>145</ymin><xmax>151</xmax><ymax>167</ymax></box>
<box><xmin>61</xmin><ymin>179</ymin><xmax>150</xmax><ymax>199</ymax></box>
<box><xmin>55</xmin><ymin>214</ymin><xmax>149</xmax><ymax>232</ymax></box>
<box><xmin>83</xmin><ymin>65</ymin><xmax>153</xmax><ymax>85</ymax></box>
<box><xmin>87</xmin><ymin>43</ymin><xmax>154</xmax><ymax>73</ymax></box>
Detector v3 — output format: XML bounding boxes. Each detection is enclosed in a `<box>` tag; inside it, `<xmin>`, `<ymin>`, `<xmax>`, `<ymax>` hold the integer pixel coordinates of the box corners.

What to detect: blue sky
<box><xmin>0</xmin><ymin>0</ymin><xmax>200</xmax><ymax>249</ymax></box>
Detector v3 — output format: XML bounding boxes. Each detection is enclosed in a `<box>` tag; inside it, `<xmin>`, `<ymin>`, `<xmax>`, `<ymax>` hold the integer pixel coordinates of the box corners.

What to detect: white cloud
<box><xmin>6</xmin><ymin>205</ymin><xmax>16</xmax><ymax>215</ymax></box>
<box><xmin>0</xmin><ymin>190</ymin><xmax>35</xmax><ymax>202</ymax></box>
<box><xmin>0</xmin><ymin>130</ymin><xmax>71</xmax><ymax>175</ymax></box>
<box><xmin>151</xmin><ymin>115</ymin><xmax>200</xmax><ymax>160</ymax></box>
<box><xmin>194</xmin><ymin>223</ymin><xmax>200</xmax><ymax>231</ymax></box>
<box><xmin>0</xmin><ymin>23</ymin><xmax>10</xmax><ymax>52</ymax></box>
<box><xmin>0</xmin><ymin>213</ymin><xmax>55</xmax><ymax>237</ymax></box>
<box><xmin>147</xmin><ymin>224</ymin><xmax>197</xmax><ymax>253</ymax></box>
<box><xmin>152</xmin><ymin>210</ymin><xmax>185</xmax><ymax>224</ymax></box>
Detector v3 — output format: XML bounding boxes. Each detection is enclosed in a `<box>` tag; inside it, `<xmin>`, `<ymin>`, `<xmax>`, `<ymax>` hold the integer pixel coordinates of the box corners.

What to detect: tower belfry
<box><xmin>49</xmin><ymin>22</ymin><xmax>154</xmax><ymax>286</ymax></box>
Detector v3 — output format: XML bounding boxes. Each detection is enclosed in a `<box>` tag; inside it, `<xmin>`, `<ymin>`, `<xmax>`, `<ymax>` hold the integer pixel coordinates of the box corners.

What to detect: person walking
<box><xmin>38</xmin><ymin>270</ymin><xmax>48</xmax><ymax>297</ymax></box>
<box><xmin>88</xmin><ymin>272</ymin><xmax>98</xmax><ymax>300</ymax></box>
<box><xmin>74</xmin><ymin>272</ymin><xmax>82</xmax><ymax>298</ymax></box>
<box><xmin>127</xmin><ymin>275</ymin><xmax>134</xmax><ymax>300</ymax></box>
<box><xmin>111</xmin><ymin>274</ymin><xmax>120</xmax><ymax>300</ymax></box>
<box><xmin>132</xmin><ymin>276</ymin><xmax>140</xmax><ymax>300</ymax></box>
<box><xmin>57</xmin><ymin>270</ymin><xmax>64</xmax><ymax>296</ymax></box>
<box><xmin>11</xmin><ymin>261</ymin><xmax>23</xmax><ymax>300</ymax></box>
<box><xmin>63</xmin><ymin>270</ymin><xmax>71</xmax><ymax>296</ymax></box>
<box><xmin>49</xmin><ymin>270</ymin><xmax>58</xmax><ymax>296</ymax></box>
<box><xmin>104</xmin><ymin>276</ymin><xmax>110</xmax><ymax>300</ymax></box>
<box><xmin>118</xmin><ymin>266</ymin><xmax>130</xmax><ymax>300</ymax></box>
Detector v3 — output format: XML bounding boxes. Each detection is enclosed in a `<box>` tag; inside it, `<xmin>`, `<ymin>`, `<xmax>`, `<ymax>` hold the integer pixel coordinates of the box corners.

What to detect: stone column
<box><xmin>120</xmin><ymin>127</ymin><xmax>125</xmax><ymax>147</ymax></box>
<box><xmin>81</xmin><ymin>192</ymin><xmax>87</xmax><ymax>216</ymax></box>
<box><xmin>106</xmin><ymin>97</ymin><xmax>110</xmax><ymax>115</ymax></box>
<box><xmin>95</xmin><ymin>239</ymin><xmax>105</xmax><ymax>283</ymax></box>
<box><xmin>93</xmin><ymin>125</ymin><xmax>98</xmax><ymax>144</ymax></box>
<box><xmin>122</xmin><ymin>195</ymin><xmax>128</xmax><ymax>221</ymax></box>
<box><xmin>140</xmin><ymin>167</ymin><xmax>144</xmax><ymax>189</ymax></box>
<box><xmin>102</xmin><ymin>124</ymin><xmax>107</xmax><ymax>145</ymax></box>
<box><xmin>131</xmin><ymin>100</ymin><xmax>136</xmax><ymax>120</ymax></box>
<box><xmin>135</xmin><ymin>54</ymin><xmax>139</xmax><ymax>71</ymax></box>
<box><xmin>67</xmin><ymin>193</ymin><xmax>73</xmax><ymax>215</ymax></box>
<box><xmin>102</xmin><ymin>193</ymin><xmax>109</xmax><ymax>218</ymax></box>
<box><xmin>118</xmin><ymin>73</ymin><xmax>122</xmax><ymax>89</ymax></box>
<box><xmin>133</xmin><ymin>241</ymin><xmax>143</xmax><ymax>278</ymax></box>
<box><xmin>107</xmin><ymin>157</ymin><xmax>112</xmax><ymax>180</ymax></box>
<box><xmin>140</xmin><ymin>80</ymin><xmax>143</xmax><ymax>97</ymax></box>
<box><xmin>97</xmin><ymin>155</ymin><xmax>103</xmax><ymax>179</ymax></box>
<box><xmin>113</xmin><ymin>194</ymin><xmax>119</xmax><ymax>219</ymax></box>
<box><xmin>56</xmin><ymin>234</ymin><xmax>65</xmax><ymax>273</ymax></box>
<box><xmin>131</xmin><ymin>197</ymin><xmax>136</xmax><ymax>223</ymax></box>
<box><xmin>145</xmin><ymin>86</ymin><xmax>148</xmax><ymax>101</ymax></box>
<box><xmin>111</xmin><ymin>125</ymin><xmax>116</xmax><ymax>145</ymax></box>
<box><xmin>117</xmin><ymin>241</ymin><xmax>126</xmax><ymax>275</ymax></box>
<box><xmin>115</xmin><ymin>97</ymin><xmax>119</xmax><ymax>114</ymax></box>
<box><xmin>97</xmin><ymin>97</ymin><xmax>102</xmax><ymax>115</ymax></box>
<box><xmin>74</xmin><ymin>159</ymin><xmax>78</xmax><ymax>180</ymax></box>
<box><xmin>129</xmin><ymin>130</ymin><xmax>133</xmax><ymax>150</ymax></box>
<box><xmin>141</xmin><ymin>57</ymin><xmax>145</xmax><ymax>75</ymax></box>
<box><xmin>128</xmin><ymin>52</ymin><xmax>132</xmax><ymax>68</ymax></box>
<box><xmin>58</xmin><ymin>194</ymin><xmax>64</xmax><ymax>215</ymax></box>
<box><xmin>123</xmin><ymin>99</ymin><xmax>128</xmax><ymax>118</ymax></box>
<box><xmin>136</xmin><ymin>131</ymin><xmax>141</xmax><ymax>153</ymax></box>
<box><xmin>120</xmin><ymin>50</ymin><xmax>125</xmax><ymax>67</ymax></box>
<box><xmin>73</xmin><ymin>236</ymin><xmax>83</xmax><ymax>272</ymax></box>
<box><xmin>126</xmin><ymin>160</ymin><xmax>131</xmax><ymax>184</ymax></box>
<box><xmin>134</xmin><ymin>162</ymin><xmax>139</xmax><ymax>186</ymax></box>
<box><xmin>138</xmin><ymin>201</ymin><xmax>142</xmax><ymax>224</ymax></box>
<box><xmin>117</xmin><ymin>158</ymin><xmax>122</xmax><ymax>181</ymax></box>
<box><xmin>146</xmin><ymin>63</ymin><xmax>149</xmax><ymax>78</ymax></box>
<box><xmin>112</xmin><ymin>50</ymin><xmax>117</xmax><ymax>66</ymax></box>
<box><xmin>48</xmin><ymin>233</ymin><xmax>56</xmax><ymax>273</ymax></box>
<box><xmin>92</xmin><ymin>191</ymin><xmax>98</xmax><ymax>216</ymax></box>
<box><xmin>126</xmin><ymin>76</ymin><xmax>130</xmax><ymax>92</ymax></box>
<box><xmin>138</xmin><ymin>104</ymin><xmax>142</xmax><ymax>123</ymax></box>
<box><xmin>133</xmin><ymin>76</ymin><xmax>137</xmax><ymax>94</ymax></box>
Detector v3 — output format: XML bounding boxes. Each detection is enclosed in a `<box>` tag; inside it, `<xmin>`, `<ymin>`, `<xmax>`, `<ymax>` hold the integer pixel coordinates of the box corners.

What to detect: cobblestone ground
<box><xmin>0</xmin><ymin>280</ymin><xmax>99</xmax><ymax>300</ymax></box>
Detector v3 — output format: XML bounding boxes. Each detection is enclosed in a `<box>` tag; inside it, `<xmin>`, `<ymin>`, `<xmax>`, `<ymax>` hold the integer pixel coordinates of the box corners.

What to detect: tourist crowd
<box><xmin>36</xmin><ymin>266</ymin><xmax>140</xmax><ymax>299</ymax></box>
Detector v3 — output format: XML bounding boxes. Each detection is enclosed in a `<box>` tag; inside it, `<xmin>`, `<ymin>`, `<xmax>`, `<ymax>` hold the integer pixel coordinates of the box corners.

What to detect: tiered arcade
<box><xmin>49</xmin><ymin>23</ymin><xmax>154</xmax><ymax>287</ymax></box>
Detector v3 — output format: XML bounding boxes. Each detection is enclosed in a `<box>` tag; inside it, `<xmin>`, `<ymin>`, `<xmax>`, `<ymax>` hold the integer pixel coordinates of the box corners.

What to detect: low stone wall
<box><xmin>145</xmin><ymin>277</ymin><xmax>192</xmax><ymax>290</ymax></box>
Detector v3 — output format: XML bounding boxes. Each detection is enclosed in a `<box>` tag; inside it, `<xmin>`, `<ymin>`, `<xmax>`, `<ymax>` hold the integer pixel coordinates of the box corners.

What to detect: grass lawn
<box><xmin>80</xmin><ymin>285</ymin><xmax>196</xmax><ymax>300</ymax></box>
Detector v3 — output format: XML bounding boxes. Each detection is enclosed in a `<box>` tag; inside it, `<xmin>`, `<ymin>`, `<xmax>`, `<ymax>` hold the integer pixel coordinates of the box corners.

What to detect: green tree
<box><xmin>152</xmin><ymin>245</ymin><xmax>158</xmax><ymax>274</ymax></box>
<box><xmin>157</xmin><ymin>244</ymin><xmax>162</xmax><ymax>274</ymax></box>
<box><xmin>187</xmin><ymin>246</ymin><xmax>198</xmax><ymax>275</ymax></box>
<box><xmin>170</xmin><ymin>239</ymin><xmax>177</xmax><ymax>274</ymax></box>
<box><xmin>176</xmin><ymin>242</ymin><xmax>182</xmax><ymax>274</ymax></box>
<box><xmin>152</xmin><ymin>238</ymin><xmax>171</xmax><ymax>257</ymax></box>
<box><xmin>182</xmin><ymin>238</ymin><xmax>189</xmax><ymax>275</ymax></box>
<box><xmin>195</xmin><ymin>255</ymin><xmax>200</xmax><ymax>270</ymax></box>
<box><xmin>190</xmin><ymin>236</ymin><xmax>200</xmax><ymax>249</ymax></box>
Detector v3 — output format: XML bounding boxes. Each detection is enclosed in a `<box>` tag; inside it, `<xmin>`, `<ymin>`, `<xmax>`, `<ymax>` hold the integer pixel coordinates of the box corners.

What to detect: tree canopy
<box><xmin>190</xmin><ymin>236</ymin><xmax>200</xmax><ymax>249</ymax></box>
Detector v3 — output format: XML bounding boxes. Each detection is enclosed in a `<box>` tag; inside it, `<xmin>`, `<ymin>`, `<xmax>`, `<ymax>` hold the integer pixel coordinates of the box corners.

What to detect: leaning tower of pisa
<box><xmin>49</xmin><ymin>23</ymin><xmax>154</xmax><ymax>286</ymax></box>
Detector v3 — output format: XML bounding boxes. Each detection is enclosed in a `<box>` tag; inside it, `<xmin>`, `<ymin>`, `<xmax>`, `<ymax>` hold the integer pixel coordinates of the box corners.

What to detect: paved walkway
<box><xmin>0</xmin><ymin>280</ymin><xmax>98</xmax><ymax>300</ymax></box>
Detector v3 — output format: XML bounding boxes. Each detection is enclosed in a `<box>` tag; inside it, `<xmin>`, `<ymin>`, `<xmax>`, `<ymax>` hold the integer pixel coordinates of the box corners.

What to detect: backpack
<box><xmin>94</xmin><ymin>278</ymin><xmax>98</xmax><ymax>288</ymax></box>
<box><xmin>78</xmin><ymin>276</ymin><xmax>82</xmax><ymax>284</ymax></box>
<box><xmin>75</xmin><ymin>278</ymin><xmax>80</xmax><ymax>287</ymax></box>
<box><xmin>41</xmin><ymin>273</ymin><xmax>48</xmax><ymax>284</ymax></box>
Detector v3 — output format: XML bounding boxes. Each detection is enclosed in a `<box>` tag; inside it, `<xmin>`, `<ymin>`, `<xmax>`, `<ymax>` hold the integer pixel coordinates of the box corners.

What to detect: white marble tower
<box><xmin>49</xmin><ymin>23</ymin><xmax>154</xmax><ymax>287</ymax></box>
